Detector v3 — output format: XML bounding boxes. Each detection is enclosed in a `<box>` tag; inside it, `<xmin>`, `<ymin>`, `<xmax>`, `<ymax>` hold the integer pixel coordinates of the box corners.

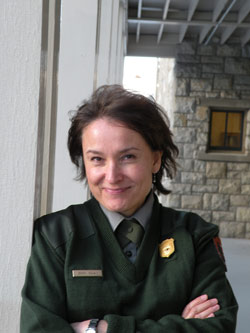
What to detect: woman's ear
<box><xmin>152</xmin><ymin>151</ymin><xmax>163</xmax><ymax>173</ymax></box>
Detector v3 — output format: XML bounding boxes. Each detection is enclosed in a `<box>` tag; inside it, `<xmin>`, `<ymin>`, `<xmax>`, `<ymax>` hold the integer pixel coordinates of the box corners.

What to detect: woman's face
<box><xmin>82</xmin><ymin>118</ymin><xmax>162</xmax><ymax>216</ymax></box>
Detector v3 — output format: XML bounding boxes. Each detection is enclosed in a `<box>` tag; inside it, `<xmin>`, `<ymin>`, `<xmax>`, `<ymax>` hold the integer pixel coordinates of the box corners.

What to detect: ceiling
<box><xmin>126</xmin><ymin>0</ymin><xmax>250</xmax><ymax>57</ymax></box>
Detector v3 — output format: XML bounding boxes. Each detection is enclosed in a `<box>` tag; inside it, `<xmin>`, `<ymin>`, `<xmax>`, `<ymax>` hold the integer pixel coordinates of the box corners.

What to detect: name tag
<box><xmin>72</xmin><ymin>269</ymin><xmax>103</xmax><ymax>278</ymax></box>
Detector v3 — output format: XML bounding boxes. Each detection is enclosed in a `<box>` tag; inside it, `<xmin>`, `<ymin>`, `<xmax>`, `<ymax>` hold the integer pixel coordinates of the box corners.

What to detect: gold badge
<box><xmin>159</xmin><ymin>238</ymin><xmax>175</xmax><ymax>258</ymax></box>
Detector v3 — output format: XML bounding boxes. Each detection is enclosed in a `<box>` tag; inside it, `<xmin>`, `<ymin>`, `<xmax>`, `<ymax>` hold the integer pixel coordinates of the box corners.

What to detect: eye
<box><xmin>90</xmin><ymin>156</ymin><xmax>102</xmax><ymax>162</ymax></box>
<box><xmin>122</xmin><ymin>154</ymin><xmax>135</xmax><ymax>161</ymax></box>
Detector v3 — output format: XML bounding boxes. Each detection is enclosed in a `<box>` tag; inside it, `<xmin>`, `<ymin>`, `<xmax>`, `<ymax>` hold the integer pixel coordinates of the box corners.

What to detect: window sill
<box><xmin>197</xmin><ymin>151</ymin><xmax>250</xmax><ymax>163</ymax></box>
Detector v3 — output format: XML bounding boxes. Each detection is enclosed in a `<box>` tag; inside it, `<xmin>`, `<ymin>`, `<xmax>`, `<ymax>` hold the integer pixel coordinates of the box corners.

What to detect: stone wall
<box><xmin>157</xmin><ymin>39</ymin><xmax>250</xmax><ymax>239</ymax></box>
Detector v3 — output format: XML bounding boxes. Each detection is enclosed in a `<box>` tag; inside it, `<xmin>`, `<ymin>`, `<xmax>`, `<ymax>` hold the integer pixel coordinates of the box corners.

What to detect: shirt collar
<box><xmin>100</xmin><ymin>190</ymin><xmax>155</xmax><ymax>232</ymax></box>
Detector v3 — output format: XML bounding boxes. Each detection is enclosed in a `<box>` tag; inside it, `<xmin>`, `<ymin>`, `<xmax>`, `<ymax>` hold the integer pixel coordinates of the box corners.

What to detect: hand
<box><xmin>71</xmin><ymin>319</ymin><xmax>108</xmax><ymax>333</ymax></box>
<box><xmin>71</xmin><ymin>320</ymin><xmax>89</xmax><ymax>333</ymax></box>
<box><xmin>182</xmin><ymin>294</ymin><xmax>220</xmax><ymax>319</ymax></box>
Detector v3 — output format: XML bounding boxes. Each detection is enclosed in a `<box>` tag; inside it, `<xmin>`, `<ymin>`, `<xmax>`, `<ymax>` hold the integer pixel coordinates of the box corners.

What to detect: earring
<box><xmin>153</xmin><ymin>173</ymin><xmax>157</xmax><ymax>184</ymax></box>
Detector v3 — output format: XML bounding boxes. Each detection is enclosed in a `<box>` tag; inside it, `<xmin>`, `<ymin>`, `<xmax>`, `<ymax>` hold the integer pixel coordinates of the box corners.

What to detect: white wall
<box><xmin>0</xmin><ymin>1</ymin><xmax>42</xmax><ymax>332</ymax></box>
<box><xmin>52</xmin><ymin>0</ymin><xmax>126</xmax><ymax>212</ymax></box>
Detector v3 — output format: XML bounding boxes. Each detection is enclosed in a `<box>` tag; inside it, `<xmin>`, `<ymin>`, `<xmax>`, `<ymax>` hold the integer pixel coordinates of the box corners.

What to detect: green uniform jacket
<box><xmin>20</xmin><ymin>197</ymin><xmax>238</xmax><ymax>332</ymax></box>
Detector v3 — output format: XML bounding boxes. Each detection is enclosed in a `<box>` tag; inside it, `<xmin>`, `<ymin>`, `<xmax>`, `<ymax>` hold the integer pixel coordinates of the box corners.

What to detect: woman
<box><xmin>21</xmin><ymin>85</ymin><xmax>238</xmax><ymax>332</ymax></box>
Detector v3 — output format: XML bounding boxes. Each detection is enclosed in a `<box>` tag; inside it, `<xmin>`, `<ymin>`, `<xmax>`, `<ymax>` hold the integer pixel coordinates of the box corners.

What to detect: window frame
<box><xmin>208</xmin><ymin>108</ymin><xmax>245</xmax><ymax>152</ymax></box>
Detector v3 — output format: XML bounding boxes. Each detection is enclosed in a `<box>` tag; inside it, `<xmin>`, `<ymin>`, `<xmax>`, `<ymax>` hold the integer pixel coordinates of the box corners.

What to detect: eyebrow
<box><xmin>85</xmin><ymin>147</ymin><xmax>140</xmax><ymax>154</ymax></box>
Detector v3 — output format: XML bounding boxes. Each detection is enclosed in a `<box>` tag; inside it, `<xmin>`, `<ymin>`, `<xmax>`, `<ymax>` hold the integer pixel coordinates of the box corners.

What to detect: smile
<box><xmin>103</xmin><ymin>187</ymin><xmax>130</xmax><ymax>194</ymax></box>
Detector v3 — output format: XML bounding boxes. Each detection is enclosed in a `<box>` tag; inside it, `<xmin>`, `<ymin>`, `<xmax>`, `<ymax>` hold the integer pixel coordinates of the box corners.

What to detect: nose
<box><xmin>105</xmin><ymin>161</ymin><xmax>122</xmax><ymax>183</ymax></box>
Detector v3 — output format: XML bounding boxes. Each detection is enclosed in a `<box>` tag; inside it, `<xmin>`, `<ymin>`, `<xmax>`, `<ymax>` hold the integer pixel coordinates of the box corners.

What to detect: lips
<box><xmin>103</xmin><ymin>186</ymin><xmax>131</xmax><ymax>194</ymax></box>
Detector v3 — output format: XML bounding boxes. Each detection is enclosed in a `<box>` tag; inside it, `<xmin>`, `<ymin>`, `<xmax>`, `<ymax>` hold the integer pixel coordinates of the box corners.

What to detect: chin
<box><xmin>103</xmin><ymin>199</ymin><xmax>130</xmax><ymax>214</ymax></box>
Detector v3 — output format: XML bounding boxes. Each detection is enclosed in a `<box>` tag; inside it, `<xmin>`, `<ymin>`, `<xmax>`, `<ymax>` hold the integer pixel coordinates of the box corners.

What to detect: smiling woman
<box><xmin>20</xmin><ymin>85</ymin><xmax>238</xmax><ymax>333</ymax></box>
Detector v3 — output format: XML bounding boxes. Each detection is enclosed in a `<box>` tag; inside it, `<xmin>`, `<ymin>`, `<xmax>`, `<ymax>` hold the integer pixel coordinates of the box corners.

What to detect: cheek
<box><xmin>129</xmin><ymin>165</ymin><xmax>153</xmax><ymax>184</ymax></box>
<box><xmin>85</xmin><ymin>166</ymin><xmax>101</xmax><ymax>185</ymax></box>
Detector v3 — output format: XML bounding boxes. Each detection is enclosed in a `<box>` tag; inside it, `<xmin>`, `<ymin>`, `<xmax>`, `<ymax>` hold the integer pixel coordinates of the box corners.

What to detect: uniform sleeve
<box><xmin>20</xmin><ymin>222</ymin><xmax>74</xmax><ymax>333</ymax></box>
<box><xmin>104</xmin><ymin>228</ymin><xmax>238</xmax><ymax>333</ymax></box>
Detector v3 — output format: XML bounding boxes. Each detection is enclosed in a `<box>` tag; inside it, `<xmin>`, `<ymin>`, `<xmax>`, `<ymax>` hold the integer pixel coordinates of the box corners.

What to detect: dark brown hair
<box><xmin>68</xmin><ymin>84</ymin><xmax>178</xmax><ymax>194</ymax></box>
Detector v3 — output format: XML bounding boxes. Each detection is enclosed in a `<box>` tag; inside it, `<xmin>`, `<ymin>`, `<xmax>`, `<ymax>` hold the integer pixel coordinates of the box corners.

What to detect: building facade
<box><xmin>157</xmin><ymin>38</ymin><xmax>250</xmax><ymax>239</ymax></box>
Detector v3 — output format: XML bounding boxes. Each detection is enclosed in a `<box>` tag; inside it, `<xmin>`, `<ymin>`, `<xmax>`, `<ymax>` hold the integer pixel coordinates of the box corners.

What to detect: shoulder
<box><xmin>158</xmin><ymin>203</ymin><xmax>219</xmax><ymax>241</ymax></box>
<box><xmin>34</xmin><ymin>199</ymin><xmax>95</xmax><ymax>249</ymax></box>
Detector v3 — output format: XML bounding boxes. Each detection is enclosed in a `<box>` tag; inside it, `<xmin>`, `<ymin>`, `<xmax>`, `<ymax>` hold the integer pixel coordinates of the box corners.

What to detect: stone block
<box><xmin>187</xmin><ymin>114</ymin><xmax>195</xmax><ymax>120</ymax></box>
<box><xmin>212</xmin><ymin>211</ymin><xmax>235</xmax><ymax>222</ymax></box>
<box><xmin>175</xmin><ymin>63</ymin><xmax>201</xmax><ymax>78</ymax></box>
<box><xmin>241</xmin><ymin>172</ymin><xmax>250</xmax><ymax>184</ymax></box>
<box><xmin>202</xmin><ymin>73</ymin><xmax>214</xmax><ymax>79</ymax></box>
<box><xmin>211</xmin><ymin>194</ymin><xmax>229</xmax><ymax>211</ymax></box>
<box><xmin>181</xmin><ymin>172</ymin><xmax>204</xmax><ymax>184</ymax></box>
<box><xmin>242</xmin><ymin>45</ymin><xmax>250</xmax><ymax>58</ymax></box>
<box><xmin>245</xmin><ymin>136</ymin><xmax>250</xmax><ymax>150</ymax></box>
<box><xmin>234</xmin><ymin>75</ymin><xmax>250</xmax><ymax>85</ymax></box>
<box><xmin>246</xmin><ymin>223</ymin><xmax>250</xmax><ymax>239</ymax></box>
<box><xmin>194</xmin><ymin>160</ymin><xmax>206</xmax><ymax>172</ymax></box>
<box><xmin>193</xmin><ymin>184</ymin><xmax>218</xmax><ymax>193</ymax></box>
<box><xmin>220</xmin><ymin>90</ymin><xmax>240</xmax><ymax>99</ymax></box>
<box><xmin>227</xmin><ymin>163</ymin><xmax>249</xmax><ymax>171</ymax></box>
<box><xmin>213</xmin><ymin>76</ymin><xmax>232</xmax><ymax>90</ymax></box>
<box><xmin>247</xmin><ymin>110</ymin><xmax>250</xmax><ymax>122</ymax></box>
<box><xmin>207</xmin><ymin>179</ymin><xmax>219</xmax><ymax>185</ymax></box>
<box><xmin>197</xmin><ymin>45</ymin><xmax>216</xmax><ymax>56</ymax></box>
<box><xmin>190</xmin><ymin>79</ymin><xmax>212</xmax><ymax>92</ymax></box>
<box><xmin>190</xmin><ymin>92</ymin><xmax>205</xmax><ymax>97</ymax></box>
<box><xmin>187</xmin><ymin>120</ymin><xmax>200</xmax><ymax>127</ymax></box>
<box><xmin>230</xmin><ymin>195</ymin><xmax>250</xmax><ymax>206</ymax></box>
<box><xmin>199</xmin><ymin>121</ymin><xmax>209</xmax><ymax>133</ymax></box>
<box><xmin>201</xmin><ymin>56</ymin><xmax>223</xmax><ymax>64</ymax></box>
<box><xmin>179</xmin><ymin>158</ymin><xmax>194</xmax><ymax>172</ymax></box>
<box><xmin>217</xmin><ymin>45</ymin><xmax>241</xmax><ymax>57</ymax></box>
<box><xmin>241</xmin><ymin>92</ymin><xmax>250</xmax><ymax>99</ymax></box>
<box><xmin>197</xmin><ymin>132</ymin><xmax>207</xmax><ymax>145</ymax></box>
<box><xmin>219</xmin><ymin>222</ymin><xmax>245</xmax><ymax>238</ymax></box>
<box><xmin>173</xmin><ymin>113</ymin><xmax>187</xmax><ymax>127</ymax></box>
<box><xmin>202</xmin><ymin>64</ymin><xmax>223</xmax><ymax>74</ymax></box>
<box><xmin>219</xmin><ymin>179</ymin><xmax>241</xmax><ymax>194</ymax></box>
<box><xmin>173</xmin><ymin>127</ymin><xmax>196</xmax><ymax>143</ymax></box>
<box><xmin>176</xmin><ymin>78</ymin><xmax>189</xmax><ymax>96</ymax></box>
<box><xmin>175</xmin><ymin>97</ymin><xmax>197</xmax><ymax>113</ymax></box>
<box><xmin>176</xmin><ymin>54</ymin><xmax>200</xmax><ymax>63</ymax></box>
<box><xmin>181</xmin><ymin>195</ymin><xmax>202</xmax><ymax>209</ymax></box>
<box><xmin>205</xmin><ymin>92</ymin><xmax>220</xmax><ymax>98</ymax></box>
<box><xmin>195</xmin><ymin>106</ymin><xmax>209</xmax><ymax>121</ymax></box>
<box><xmin>236</xmin><ymin>207</ymin><xmax>250</xmax><ymax>222</ymax></box>
<box><xmin>183</xmin><ymin>143</ymin><xmax>197</xmax><ymax>158</ymax></box>
<box><xmin>227</xmin><ymin>171</ymin><xmax>241</xmax><ymax>179</ymax></box>
<box><xmin>206</xmin><ymin>162</ymin><xmax>226</xmax><ymax>178</ymax></box>
<box><xmin>174</xmin><ymin>170</ymin><xmax>182</xmax><ymax>183</ymax></box>
<box><xmin>233</xmin><ymin>84</ymin><xmax>250</xmax><ymax>91</ymax></box>
<box><xmin>241</xmin><ymin>185</ymin><xmax>250</xmax><ymax>195</ymax></box>
<box><xmin>171</xmin><ymin>183</ymin><xmax>192</xmax><ymax>194</ymax></box>
<box><xmin>176</xmin><ymin>144</ymin><xmax>184</xmax><ymax>158</ymax></box>
<box><xmin>225</xmin><ymin>58</ymin><xmax>250</xmax><ymax>75</ymax></box>
<box><xmin>166</xmin><ymin>194</ymin><xmax>181</xmax><ymax>208</ymax></box>
<box><xmin>203</xmin><ymin>193</ymin><xmax>211</xmax><ymax>209</ymax></box>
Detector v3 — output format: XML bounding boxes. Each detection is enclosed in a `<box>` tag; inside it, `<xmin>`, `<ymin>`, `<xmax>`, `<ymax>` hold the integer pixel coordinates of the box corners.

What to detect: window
<box><xmin>208</xmin><ymin>109</ymin><xmax>244</xmax><ymax>151</ymax></box>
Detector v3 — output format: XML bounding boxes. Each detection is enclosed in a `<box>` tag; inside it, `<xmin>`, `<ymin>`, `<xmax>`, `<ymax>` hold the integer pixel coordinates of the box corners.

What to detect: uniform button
<box><xmin>127</xmin><ymin>226</ymin><xmax>133</xmax><ymax>233</ymax></box>
<box><xmin>125</xmin><ymin>250</ymin><xmax>132</xmax><ymax>257</ymax></box>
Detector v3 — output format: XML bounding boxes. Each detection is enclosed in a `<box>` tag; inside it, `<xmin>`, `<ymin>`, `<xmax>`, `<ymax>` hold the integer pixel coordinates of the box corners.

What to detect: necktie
<box><xmin>115</xmin><ymin>218</ymin><xmax>144</xmax><ymax>249</ymax></box>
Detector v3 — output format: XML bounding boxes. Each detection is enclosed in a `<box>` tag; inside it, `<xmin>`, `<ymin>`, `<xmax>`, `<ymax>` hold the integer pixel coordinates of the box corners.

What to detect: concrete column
<box><xmin>0</xmin><ymin>1</ymin><xmax>43</xmax><ymax>332</ymax></box>
<box><xmin>52</xmin><ymin>0</ymin><xmax>126</xmax><ymax>212</ymax></box>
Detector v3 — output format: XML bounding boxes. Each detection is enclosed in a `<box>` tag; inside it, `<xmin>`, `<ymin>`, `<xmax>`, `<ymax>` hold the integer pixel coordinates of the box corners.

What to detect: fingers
<box><xmin>182</xmin><ymin>294</ymin><xmax>220</xmax><ymax>319</ymax></box>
